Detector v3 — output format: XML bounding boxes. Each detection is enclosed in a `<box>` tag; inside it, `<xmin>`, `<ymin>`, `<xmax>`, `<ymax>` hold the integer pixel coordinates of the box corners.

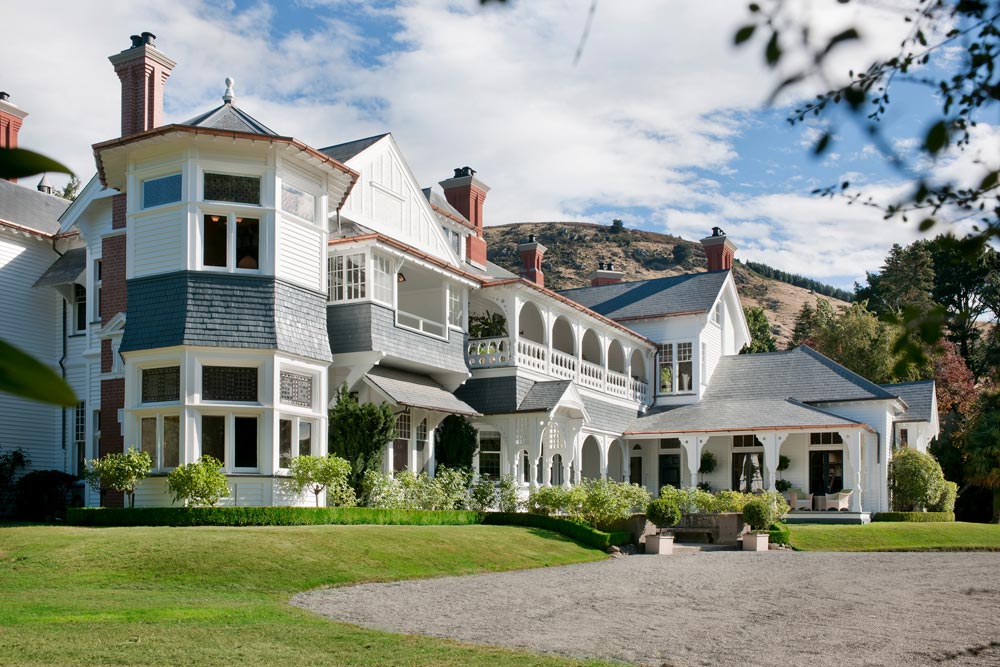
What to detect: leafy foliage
<box><xmin>931</xmin><ymin>480</ymin><xmax>959</xmax><ymax>513</ymax></box>
<box><xmin>657</xmin><ymin>485</ymin><xmax>717</xmax><ymax>514</ymax></box>
<box><xmin>699</xmin><ymin>450</ymin><xmax>718</xmax><ymax>474</ymax></box>
<box><xmin>742</xmin><ymin>497</ymin><xmax>776</xmax><ymax>532</ymax></box>
<box><xmin>646</xmin><ymin>497</ymin><xmax>681</xmax><ymax>528</ymax></box>
<box><xmin>328</xmin><ymin>385</ymin><xmax>396</xmax><ymax>495</ymax></box>
<box><xmin>0</xmin><ymin>446</ymin><xmax>29</xmax><ymax>518</ymax></box>
<box><xmin>361</xmin><ymin>467</ymin><xmax>474</xmax><ymax>510</ymax></box>
<box><xmin>85</xmin><ymin>449</ymin><xmax>152</xmax><ymax>508</ymax></box>
<box><xmin>468</xmin><ymin>311</ymin><xmax>508</xmax><ymax>338</ymax></box>
<box><xmin>963</xmin><ymin>389</ymin><xmax>1000</xmax><ymax>522</ymax></box>
<box><xmin>166</xmin><ymin>456</ymin><xmax>229</xmax><ymax>507</ymax></box>
<box><xmin>68</xmin><ymin>505</ymin><xmax>483</xmax><ymax>527</ymax></box>
<box><xmin>744</xmin><ymin>261</ymin><xmax>853</xmax><ymax>302</ymax></box>
<box><xmin>890</xmin><ymin>448</ymin><xmax>947</xmax><ymax>512</ymax></box>
<box><xmin>285</xmin><ymin>455</ymin><xmax>356</xmax><ymax>508</ymax></box>
<box><xmin>434</xmin><ymin>415</ymin><xmax>478</xmax><ymax>470</ymax></box>
<box><xmin>15</xmin><ymin>469</ymin><xmax>77</xmax><ymax>521</ymax></box>
<box><xmin>741</xmin><ymin>306</ymin><xmax>777</xmax><ymax>353</ymax></box>
<box><xmin>0</xmin><ymin>340</ymin><xmax>78</xmax><ymax>407</ymax></box>
<box><xmin>872</xmin><ymin>511</ymin><xmax>956</xmax><ymax>523</ymax></box>
<box><xmin>0</xmin><ymin>147</ymin><xmax>73</xmax><ymax>180</ymax></box>
<box><xmin>672</xmin><ymin>242</ymin><xmax>692</xmax><ymax>266</ymax></box>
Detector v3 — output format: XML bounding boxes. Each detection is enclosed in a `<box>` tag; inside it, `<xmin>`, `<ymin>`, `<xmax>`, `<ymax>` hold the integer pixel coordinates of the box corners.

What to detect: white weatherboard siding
<box><xmin>0</xmin><ymin>234</ymin><xmax>64</xmax><ymax>472</ymax></box>
<box><xmin>131</xmin><ymin>208</ymin><xmax>185</xmax><ymax>277</ymax></box>
<box><xmin>276</xmin><ymin>216</ymin><xmax>324</xmax><ymax>291</ymax></box>
<box><xmin>342</xmin><ymin>138</ymin><xmax>457</xmax><ymax>265</ymax></box>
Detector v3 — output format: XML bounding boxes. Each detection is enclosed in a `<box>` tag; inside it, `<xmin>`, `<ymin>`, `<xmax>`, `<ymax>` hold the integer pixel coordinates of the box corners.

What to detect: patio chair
<box><xmin>788</xmin><ymin>488</ymin><xmax>812</xmax><ymax>511</ymax></box>
<box><xmin>824</xmin><ymin>489</ymin><xmax>852</xmax><ymax>511</ymax></box>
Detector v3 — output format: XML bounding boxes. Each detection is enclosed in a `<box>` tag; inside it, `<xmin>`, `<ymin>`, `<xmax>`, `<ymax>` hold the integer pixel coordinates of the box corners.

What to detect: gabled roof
<box><xmin>421</xmin><ymin>187</ymin><xmax>474</xmax><ymax>228</ymax></box>
<box><xmin>705</xmin><ymin>346</ymin><xmax>899</xmax><ymax>404</ymax></box>
<box><xmin>455</xmin><ymin>377</ymin><xmax>579</xmax><ymax>415</ymax></box>
<box><xmin>882</xmin><ymin>380</ymin><xmax>934</xmax><ymax>422</ymax></box>
<box><xmin>557</xmin><ymin>270</ymin><xmax>730</xmax><ymax>321</ymax></box>
<box><xmin>33</xmin><ymin>247</ymin><xmax>86</xmax><ymax>288</ymax></box>
<box><xmin>0</xmin><ymin>179</ymin><xmax>70</xmax><ymax>236</ymax></box>
<box><xmin>365</xmin><ymin>366</ymin><xmax>479</xmax><ymax>416</ymax></box>
<box><xmin>626</xmin><ymin>398</ymin><xmax>866</xmax><ymax>435</ymax></box>
<box><xmin>318</xmin><ymin>133</ymin><xmax>389</xmax><ymax>163</ymax></box>
<box><xmin>518</xmin><ymin>381</ymin><xmax>574</xmax><ymax>412</ymax></box>
<box><xmin>183</xmin><ymin>102</ymin><xmax>277</xmax><ymax>136</ymax></box>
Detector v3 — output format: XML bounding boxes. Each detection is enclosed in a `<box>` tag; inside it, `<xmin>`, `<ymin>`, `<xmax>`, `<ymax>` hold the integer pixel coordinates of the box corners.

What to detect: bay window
<box><xmin>278</xmin><ymin>417</ymin><xmax>314</xmax><ymax>469</ymax></box>
<box><xmin>202</xmin><ymin>214</ymin><xmax>260</xmax><ymax>271</ymax></box>
<box><xmin>657</xmin><ymin>342</ymin><xmax>694</xmax><ymax>395</ymax></box>
<box><xmin>142</xmin><ymin>173</ymin><xmax>182</xmax><ymax>209</ymax></box>
<box><xmin>140</xmin><ymin>414</ymin><xmax>181</xmax><ymax>469</ymax></box>
<box><xmin>328</xmin><ymin>253</ymin><xmax>366</xmax><ymax>302</ymax></box>
<box><xmin>199</xmin><ymin>413</ymin><xmax>259</xmax><ymax>472</ymax></box>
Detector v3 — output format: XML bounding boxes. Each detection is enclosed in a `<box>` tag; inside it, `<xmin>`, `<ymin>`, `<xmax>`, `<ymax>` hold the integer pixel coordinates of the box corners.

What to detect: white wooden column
<box><xmin>841</xmin><ymin>429</ymin><xmax>864</xmax><ymax>512</ymax></box>
<box><xmin>680</xmin><ymin>435</ymin><xmax>709</xmax><ymax>489</ymax></box>
<box><xmin>599</xmin><ymin>436</ymin><xmax>609</xmax><ymax>480</ymax></box>
<box><xmin>761</xmin><ymin>431</ymin><xmax>788</xmax><ymax>490</ymax></box>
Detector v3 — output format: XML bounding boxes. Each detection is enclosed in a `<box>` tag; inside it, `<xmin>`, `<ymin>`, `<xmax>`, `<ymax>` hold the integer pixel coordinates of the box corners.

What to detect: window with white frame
<box><xmin>393</xmin><ymin>413</ymin><xmax>410</xmax><ymax>472</ymax></box>
<box><xmin>733</xmin><ymin>434</ymin><xmax>763</xmax><ymax>448</ymax></box>
<box><xmin>713</xmin><ymin>303</ymin><xmax>722</xmax><ymax>326</ymax></box>
<box><xmin>442</xmin><ymin>226</ymin><xmax>462</xmax><ymax>255</ymax></box>
<box><xmin>372</xmin><ymin>254</ymin><xmax>393</xmax><ymax>305</ymax></box>
<box><xmin>93</xmin><ymin>260</ymin><xmax>102</xmax><ymax>323</ymax></box>
<box><xmin>202</xmin><ymin>213</ymin><xmax>260</xmax><ymax>272</ymax></box>
<box><xmin>204</xmin><ymin>173</ymin><xmax>260</xmax><ymax>205</ymax></box>
<box><xmin>328</xmin><ymin>253</ymin><xmax>366</xmax><ymax>302</ymax></box>
<box><xmin>280</xmin><ymin>182</ymin><xmax>315</xmax><ymax>222</ymax></box>
<box><xmin>142</xmin><ymin>366</ymin><xmax>180</xmax><ymax>403</ymax></box>
<box><xmin>74</xmin><ymin>402</ymin><xmax>86</xmax><ymax>476</ymax></box>
<box><xmin>202</xmin><ymin>366</ymin><xmax>258</xmax><ymax>403</ymax></box>
<box><xmin>478</xmin><ymin>431</ymin><xmax>501</xmax><ymax>478</ymax></box>
<box><xmin>200</xmin><ymin>413</ymin><xmax>258</xmax><ymax>471</ymax></box>
<box><xmin>810</xmin><ymin>432</ymin><xmax>844</xmax><ymax>446</ymax></box>
<box><xmin>701</xmin><ymin>342</ymin><xmax>707</xmax><ymax>384</ymax></box>
<box><xmin>278</xmin><ymin>417</ymin><xmax>314</xmax><ymax>469</ymax></box>
<box><xmin>139</xmin><ymin>414</ymin><xmax>180</xmax><ymax>469</ymax></box>
<box><xmin>657</xmin><ymin>342</ymin><xmax>694</xmax><ymax>395</ymax></box>
<box><xmin>142</xmin><ymin>173</ymin><xmax>182</xmax><ymax>209</ymax></box>
<box><xmin>72</xmin><ymin>284</ymin><xmax>86</xmax><ymax>333</ymax></box>
<box><xmin>448</xmin><ymin>285</ymin><xmax>463</xmax><ymax>329</ymax></box>
<box><xmin>416</xmin><ymin>418</ymin><xmax>428</xmax><ymax>472</ymax></box>
<box><xmin>279</xmin><ymin>371</ymin><xmax>313</xmax><ymax>408</ymax></box>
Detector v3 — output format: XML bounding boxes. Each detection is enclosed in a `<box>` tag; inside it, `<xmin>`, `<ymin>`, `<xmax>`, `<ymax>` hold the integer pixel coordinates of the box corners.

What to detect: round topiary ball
<box><xmin>646</xmin><ymin>497</ymin><xmax>681</xmax><ymax>528</ymax></box>
<box><xmin>742</xmin><ymin>498</ymin><xmax>774</xmax><ymax>532</ymax></box>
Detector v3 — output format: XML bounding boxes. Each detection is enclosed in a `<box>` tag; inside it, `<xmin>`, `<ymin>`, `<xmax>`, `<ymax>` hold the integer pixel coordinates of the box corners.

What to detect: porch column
<box><xmin>840</xmin><ymin>429</ymin><xmax>864</xmax><ymax>512</ymax></box>
<box><xmin>426</xmin><ymin>415</ymin><xmax>445</xmax><ymax>477</ymax></box>
<box><xmin>599</xmin><ymin>436</ymin><xmax>609</xmax><ymax>480</ymax></box>
<box><xmin>761</xmin><ymin>431</ymin><xmax>788</xmax><ymax>490</ymax></box>
<box><xmin>680</xmin><ymin>435</ymin><xmax>708</xmax><ymax>489</ymax></box>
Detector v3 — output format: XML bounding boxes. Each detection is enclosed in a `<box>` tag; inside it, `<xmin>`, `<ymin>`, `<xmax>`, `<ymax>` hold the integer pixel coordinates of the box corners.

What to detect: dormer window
<box><xmin>657</xmin><ymin>342</ymin><xmax>694</xmax><ymax>395</ymax></box>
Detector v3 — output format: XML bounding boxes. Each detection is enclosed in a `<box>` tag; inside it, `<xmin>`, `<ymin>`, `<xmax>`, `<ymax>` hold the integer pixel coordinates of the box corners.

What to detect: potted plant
<box><xmin>698</xmin><ymin>451</ymin><xmax>717</xmax><ymax>491</ymax></box>
<box><xmin>645</xmin><ymin>497</ymin><xmax>681</xmax><ymax>555</ymax></box>
<box><xmin>741</xmin><ymin>497</ymin><xmax>774</xmax><ymax>551</ymax></box>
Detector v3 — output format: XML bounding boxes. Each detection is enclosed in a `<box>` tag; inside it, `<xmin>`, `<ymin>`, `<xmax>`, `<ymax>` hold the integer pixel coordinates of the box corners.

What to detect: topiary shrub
<box><xmin>646</xmin><ymin>497</ymin><xmax>681</xmax><ymax>530</ymax></box>
<box><xmin>930</xmin><ymin>480</ymin><xmax>958</xmax><ymax>513</ymax></box>
<box><xmin>742</xmin><ymin>498</ymin><xmax>775</xmax><ymax>532</ymax></box>
<box><xmin>166</xmin><ymin>456</ymin><xmax>229</xmax><ymax>507</ymax></box>
<box><xmin>775</xmin><ymin>479</ymin><xmax>792</xmax><ymax>493</ymax></box>
<box><xmin>890</xmin><ymin>448</ymin><xmax>946</xmax><ymax>511</ymax></box>
<box><xmin>15</xmin><ymin>469</ymin><xmax>77</xmax><ymax>521</ymax></box>
<box><xmin>435</xmin><ymin>416</ymin><xmax>478</xmax><ymax>469</ymax></box>
<box><xmin>769</xmin><ymin>522</ymin><xmax>791</xmax><ymax>545</ymax></box>
<box><xmin>85</xmin><ymin>449</ymin><xmax>152</xmax><ymax>508</ymax></box>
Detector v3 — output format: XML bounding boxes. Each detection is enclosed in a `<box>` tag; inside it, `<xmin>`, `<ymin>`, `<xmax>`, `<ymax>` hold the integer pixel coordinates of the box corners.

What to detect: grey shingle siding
<box><xmin>182</xmin><ymin>104</ymin><xmax>278</xmax><ymax>136</ymax></box>
<box><xmin>455</xmin><ymin>376</ymin><xmax>535</xmax><ymax>415</ymax></box>
<box><xmin>518</xmin><ymin>381</ymin><xmax>572</xmax><ymax>412</ymax></box>
<box><xmin>327</xmin><ymin>302</ymin><xmax>467</xmax><ymax>373</ymax></box>
<box><xmin>557</xmin><ymin>271</ymin><xmax>728</xmax><ymax>320</ymax></box>
<box><xmin>121</xmin><ymin>272</ymin><xmax>331</xmax><ymax>362</ymax></box>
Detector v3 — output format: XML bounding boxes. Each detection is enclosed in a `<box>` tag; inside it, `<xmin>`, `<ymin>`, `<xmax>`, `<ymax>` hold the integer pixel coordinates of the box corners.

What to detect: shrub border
<box><xmin>66</xmin><ymin>507</ymin><xmax>628</xmax><ymax>550</ymax></box>
<box><xmin>872</xmin><ymin>511</ymin><xmax>956</xmax><ymax>523</ymax></box>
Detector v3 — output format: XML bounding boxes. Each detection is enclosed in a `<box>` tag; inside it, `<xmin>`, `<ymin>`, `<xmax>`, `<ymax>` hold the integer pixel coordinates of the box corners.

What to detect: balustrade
<box><xmin>467</xmin><ymin>336</ymin><xmax>511</xmax><ymax>368</ymax></box>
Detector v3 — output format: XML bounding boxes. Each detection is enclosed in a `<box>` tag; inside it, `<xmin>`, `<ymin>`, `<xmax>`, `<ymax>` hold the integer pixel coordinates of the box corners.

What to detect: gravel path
<box><xmin>293</xmin><ymin>551</ymin><xmax>1000</xmax><ymax>667</ymax></box>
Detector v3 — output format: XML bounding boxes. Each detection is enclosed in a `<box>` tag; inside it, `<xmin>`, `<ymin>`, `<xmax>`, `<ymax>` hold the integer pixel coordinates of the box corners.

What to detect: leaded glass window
<box><xmin>143</xmin><ymin>173</ymin><xmax>182</xmax><ymax>209</ymax></box>
<box><xmin>204</xmin><ymin>173</ymin><xmax>260</xmax><ymax>205</ymax></box>
<box><xmin>142</xmin><ymin>366</ymin><xmax>180</xmax><ymax>403</ymax></box>
<box><xmin>279</xmin><ymin>372</ymin><xmax>313</xmax><ymax>408</ymax></box>
<box><xmin>281</xmin><ymin>183</ymin><xmax>315</xmax><ymax>222</ymax></box>
<box><xmin>202</xmin><ymin>366</ymin><xmax>258</xmax><ymax>402</ymax></box>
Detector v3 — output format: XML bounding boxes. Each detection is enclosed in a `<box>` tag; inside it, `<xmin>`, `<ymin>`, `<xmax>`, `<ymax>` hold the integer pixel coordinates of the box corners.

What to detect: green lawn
<box><xmin>0</xmin><ymin>524</ymin><xmax>609</xmax><ymax>667</ymax></box>
<box><xmin>789</xmin><ymin>521</ymin><xmax>1000</xmax><ymax>552</ymax></box>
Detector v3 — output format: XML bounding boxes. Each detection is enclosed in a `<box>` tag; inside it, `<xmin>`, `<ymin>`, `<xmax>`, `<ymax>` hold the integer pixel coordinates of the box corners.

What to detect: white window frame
<box><xmin>198</xmin><ymin>363</ymin><xmax>262</xmax><ymax>406</ymax></box>
<box><xmin>92</xmin><ymin>259</ymin><xmax>102</xmax><ymax>325</ymax></box>
<box><xmin>657</xmin><ymin>341</ymin><xmax>695</xmax><ymax>396</ymax></box>
<box><xmin>141</xmin><ymin>172</ymin><xmax>183</xmax><ymax>210</ymax></box>
<box><xmin>199</xmin><ymin>208</ymin><xmax>264</xmax><ymax>275</ymax></box>
<box><xmin>198</xmin><ymin>411</ymin><xmax>261</xmax><ymax>474</ymax></box>
<box><xmin>72</xmin><ymin>283</ymin><xmax>87</xmax><ymax>334</ymax></box>
<box><xmin>279</xmin><ymin>181</ymin><xmax>316</xmax><ymax>223</ymax></box>
<box><xmin>328</xmin><ymin>252</ymin><xmax>367</xmax><ymax>303</ymax></box>
<box><xmin>477</xmin><ymin>430</ymin><xmax>502</xmax><ymax>479</ymax></box>
<box><xmin>137</xmin><ymin>412</ymin><xmax>182</xmax><ymax>470</ymax></box>
<box><xmin>278</xmin><ymin>415</ymin><xmax>316</xmax><ymax>470</ymax></box>
<box><xmin>712</xmin><ymin>302</ymin><xmax>722</xmax><ymax>327</ymax></box>
<box><xmin>371</xmin><ymin>253</ymin><xmax>394</xmax><ymax>306</ymax></box>
<box><xmin>447</xmin><ymin>285</ymin><xmax>464</xmax><ymax>330</ymax></box>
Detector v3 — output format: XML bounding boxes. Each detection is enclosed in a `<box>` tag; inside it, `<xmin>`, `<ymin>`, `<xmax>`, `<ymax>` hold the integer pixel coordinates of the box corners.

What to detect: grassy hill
<box><xmin>484</xmin><ymin>221</ymin><xmax>851</xmax><ymax>349</ymax></box>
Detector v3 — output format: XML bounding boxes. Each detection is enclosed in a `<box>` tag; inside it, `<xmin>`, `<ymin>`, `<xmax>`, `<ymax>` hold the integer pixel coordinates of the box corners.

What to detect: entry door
<box><xmin>809</xmin><ymin>451</ymin><xmax>844</xmax><ymax>495</ymax></box>
<box><xmin>732</xmin><ymin>452</ymin><xmax>763</xmax><ymax>492</ymax></box>
<box><xmin>630</xmin><ymin>456</ymin><xmax>643</xmax><ymax>486</ymax></box>
<box><xmin>659</xmin><ymin>454</ymin><xmax>680</xmax><ymax>489</ymax></box>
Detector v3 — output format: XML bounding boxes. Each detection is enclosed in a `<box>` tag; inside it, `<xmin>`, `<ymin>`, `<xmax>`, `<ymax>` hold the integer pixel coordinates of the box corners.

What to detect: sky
<box><xmin>2</xmin><ymin>0</ymin><xmax>996</xmax><ymax>290</ymax></box>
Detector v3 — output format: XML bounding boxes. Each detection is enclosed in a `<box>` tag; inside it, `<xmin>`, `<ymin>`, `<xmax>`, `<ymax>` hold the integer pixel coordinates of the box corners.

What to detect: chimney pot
<box><xmin>701</xmin><ymin>228</ymin><xmax>737</xmax><ymax>271</ymax></box>
<box><xmin>517</xmin><ymin>236</ymin><xmax>547</xmax><ymax>287</ymax></box>
<box><xmin>129</xmin><ymin>34</ymin><xmax>143</xmax><ymax>48</ymax></box>
<box><xmin>527</xmin><ymin>233</ymin><xmax>536</xmax><ymax>243</ymax></box>
<box><xmin>141</xmin><ymin>32</ymin><xmax>156</xmax><ymax>46</ymax></box>
<box><xmin>0</xmin><ymin>92</ymin><xmax>8</xmax><ymax>102</ymax></box>
<box><xmin>110</xmin><ymin>33</ymin><xmax>176</xmax><ymax>136</ymax></box>
<box><xmin>598</xmin><ymin>261</ymin><xmax>605</xmax><ymax>270</ymax></box>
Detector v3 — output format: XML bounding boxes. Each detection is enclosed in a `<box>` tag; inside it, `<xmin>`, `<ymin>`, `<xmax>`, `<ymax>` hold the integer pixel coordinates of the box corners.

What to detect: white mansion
<box><xmin>0</xmin><ymin>35</ymin><xmax>937</xmax><ymax>514</ymax></box>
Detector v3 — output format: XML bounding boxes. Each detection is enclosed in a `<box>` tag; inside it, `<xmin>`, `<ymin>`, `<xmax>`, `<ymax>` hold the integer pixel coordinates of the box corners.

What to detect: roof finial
<box><xmin>223</xmin><ymin>77</ymin><xmax>235</xmax><ymax>104</ymax></box>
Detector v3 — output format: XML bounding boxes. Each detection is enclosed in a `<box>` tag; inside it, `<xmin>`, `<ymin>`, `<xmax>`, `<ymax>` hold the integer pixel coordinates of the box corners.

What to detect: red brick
<box><xmin>101</xmin><ymin>231</ymin><xmax>126</xmax><ymax>324</ymax></box>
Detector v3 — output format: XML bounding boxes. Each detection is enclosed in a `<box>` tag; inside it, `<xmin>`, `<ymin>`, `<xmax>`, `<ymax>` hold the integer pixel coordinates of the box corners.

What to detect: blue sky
<box><xmin>3</xmin><ymin>0</ymin><xmax>995</xmax><ymax>289</ymax></box>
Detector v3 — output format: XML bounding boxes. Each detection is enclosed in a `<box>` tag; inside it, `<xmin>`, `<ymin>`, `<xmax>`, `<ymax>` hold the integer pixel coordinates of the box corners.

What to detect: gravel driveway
<box><xmin>293</xmin><ymin>551</ymin><xmax>1000</xmax><ymax>666</ymax></box>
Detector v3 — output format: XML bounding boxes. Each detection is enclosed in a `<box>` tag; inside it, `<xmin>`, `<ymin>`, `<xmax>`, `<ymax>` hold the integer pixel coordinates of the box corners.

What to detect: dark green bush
<box><xmin>481</xmin><ymin>512</ymin><xmax>617</xmax><ymax>550</ymax></box>
<box><xmin>930</xmin><ymin>481</ymin><xmax>958</xmax><ymax>513</ymax></box>
<box><xmin>742</xmin><ymin>498</ymin><xmax>774</xmax><ymax>531</ymax></box>
<box><xmin>608</xmin><ymin>530</ymin><xmax>633</xmax><ymax>546</ymax></box>
<box><xmin>769</xmin><ymin>522</ymin><xmax>790</xmax><ymax>545</ymax></box>
<box><xmin>873</xmin><ymin>511</ymin><xmax>956</xmax><ymax>523</ymax></box>
<box><xmin>646</xmin><ymin>497</ymin><xmax>681</xmax><ymax>528</ymax></box>
<box><xmin>16</xmin><ymin>470</ymin><xmax>77</xmax><ymax>521</ymax></box>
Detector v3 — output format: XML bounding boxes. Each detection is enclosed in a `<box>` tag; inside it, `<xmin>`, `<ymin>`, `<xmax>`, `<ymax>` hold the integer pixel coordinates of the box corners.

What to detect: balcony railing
<box><xmin>397</xmin><ymin>309</ymin><xmax>446</xmax><ymax>338</ymax></box>
<box><xmin>469</xmin><ymin>337</ymin><xmax>649</xmax><ymax>404</ymax></box>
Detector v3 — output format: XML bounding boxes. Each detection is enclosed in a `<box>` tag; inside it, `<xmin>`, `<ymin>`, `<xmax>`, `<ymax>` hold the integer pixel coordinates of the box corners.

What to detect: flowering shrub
<box><xmin>658</xmin><ymin>485</ymin><xmax>716</xmax><ymax>513</ymax></box>
<box><xmin>527</xmin><ymin>479</ymin><xmax>650</xmax><ymax>529</ymax></box>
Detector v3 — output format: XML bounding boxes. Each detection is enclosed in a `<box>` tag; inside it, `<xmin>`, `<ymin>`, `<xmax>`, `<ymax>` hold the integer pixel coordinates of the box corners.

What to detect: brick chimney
<box><xmin>700</xmin><ymin>227</ymin><xmax>737</xmax><ymax>272</ymax></box>
<box><xmin>517</xmin><ymin>234</ymin><xmax>547</xmax><ymax>287</ymax></box>
<box><xmin>108</xmin><ymin>32</ymin><xmax>176</xmax><ymax>137</ymax></box>
<box><xmin>439</xmin><ymin>166</ymin><xmax>490</xmax><ymax>268</ymax></box>
<box><xmin>588</xmin><ymin>260</ymin><xmax>625</xmax><ymax>287</ymax></box>
<box><xmin>0</xmin><ymin>92</ymin><xmax>28</xmax><ymax>182</ymax></box>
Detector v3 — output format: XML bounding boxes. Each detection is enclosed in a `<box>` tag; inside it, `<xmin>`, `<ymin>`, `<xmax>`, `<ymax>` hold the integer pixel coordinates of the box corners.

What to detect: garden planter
<box><xmin>646</xmin><ymin>533</ymin><xmax>674</xmax><ymax>555</ymax></box>
<box><xmin>742</xmin><ymin>531</ymin><xmax>769</xmax><ymax>551</ymax></box>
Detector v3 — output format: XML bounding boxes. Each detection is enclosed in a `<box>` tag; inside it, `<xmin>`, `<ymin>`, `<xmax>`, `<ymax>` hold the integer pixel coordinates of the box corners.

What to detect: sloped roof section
<box><xmin>182</xmin><ymin>102</ymin><xmax>277</xmax><ymax>136</ymax></box>
<box><xmin>882</xmin><ymin>380</ymin><xmax>934</xmax><ymax>422</ymax></box>
<box><xmin>705</xmin><ymin>346</ymin><xmax>899</xmax><ymax>404</ymax></box>
<box><xmin>626</xmin><ymin>398</ymin><xmax>865</xmax><ymax>435</ymax></box>
<box><xmin>518</xmin><ymin>381</ymin><xmax>573</xmax><ymax>412</ymax></box>
<box><xmin>454</xmin><ymin>376</ymin><xmax>534</xmax><ymax>415</ymax></box>
<box><xmin>319</xmin><ymin>133</ymin><xmax>389</xmax><ymax>163</ymax></box>
<box><xmin>557</xmin><ymin>270</ymin><xmax>729</xmax><ymax>320</ymax></box>
<box><xmin>0</xmin><ymin>179</ymin><xmax>69</xmax><ymax>235</ymax></box>
<box><xmin>422</xmin><ymin>187</ymin><xmax>469</xmax><ymax>224</ymax></box>
<box><xmin>33</xmin><ymin>247</ymin><xmax>86</xmax><ymax>287</ymax></box>
<box><xmin>366</xmin><ymin>367</ymin><xmax>479</xmax><ymax>416</ymax></box>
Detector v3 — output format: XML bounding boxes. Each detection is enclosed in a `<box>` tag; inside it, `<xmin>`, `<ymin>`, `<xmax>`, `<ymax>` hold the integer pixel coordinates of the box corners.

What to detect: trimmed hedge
<box><xmin>67</xmin><ymin>506</ymin><xmax>482</xmax><ymax>528</ymax></box>
<box><xmin>873</xmin><ymin>511</ymin><xmax>956</xmax><ymax>523</ymax></box>
<box><xmin>66</xmin><ymin>506</ymin><xmax>630</xmax><ymax>551</ymax></box>
<box><xmin>769</xmin><ymin>522</ymin><xmax>790</xmax><ymax>546</ymax></box>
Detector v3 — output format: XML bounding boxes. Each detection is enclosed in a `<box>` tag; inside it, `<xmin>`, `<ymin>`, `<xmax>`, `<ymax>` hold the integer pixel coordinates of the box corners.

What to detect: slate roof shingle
<box><xmin>556</xmin><ymin>270</ymin><xmax>729</xmax><ymax>320</ymax></box>
<box><xmin>626</xmin><ymin>398</ymin><xmax>864</xmax><ymax>435</ymax></box>
<box><xmin>33</xmin><ymin>247</ymin><xmax>86</xmax><ymax>287</ymax></box>
<box><xmin>0</xmin><ymin>179</ymin><xmax>70</xmax><ymax>235</ymax></box>
<box><xmin>319</xmin><ymin>133</ymin><xmax>389</xmax><ymax>163</ymax></box>
<box><xmin>365</xmin><ymin>367</ymin><xmax>479</xmax><ymax>416</ymax></box>
<box><xmin>882</xmin><ymin>380</ymin><xmax>935</xmax><ymax>422</ymax></box>
<box><xmin>183</xmin><ymin>103</ymin><xmax>278</xmax><ymax>136</ymax></box>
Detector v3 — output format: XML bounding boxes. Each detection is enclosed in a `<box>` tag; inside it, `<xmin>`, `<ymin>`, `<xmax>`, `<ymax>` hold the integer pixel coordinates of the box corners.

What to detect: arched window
<box><xmin>551</xmin><ymin>453</ymin><xmax>564</xmax><ymax>486</ymax></box>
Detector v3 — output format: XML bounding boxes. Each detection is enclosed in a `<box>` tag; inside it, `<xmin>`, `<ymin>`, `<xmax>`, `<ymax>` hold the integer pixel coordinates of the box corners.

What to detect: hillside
<box><xmin>484</xmin><ymin>221</ymin><xmax>852</xmax><ymax>349</ymax></box>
